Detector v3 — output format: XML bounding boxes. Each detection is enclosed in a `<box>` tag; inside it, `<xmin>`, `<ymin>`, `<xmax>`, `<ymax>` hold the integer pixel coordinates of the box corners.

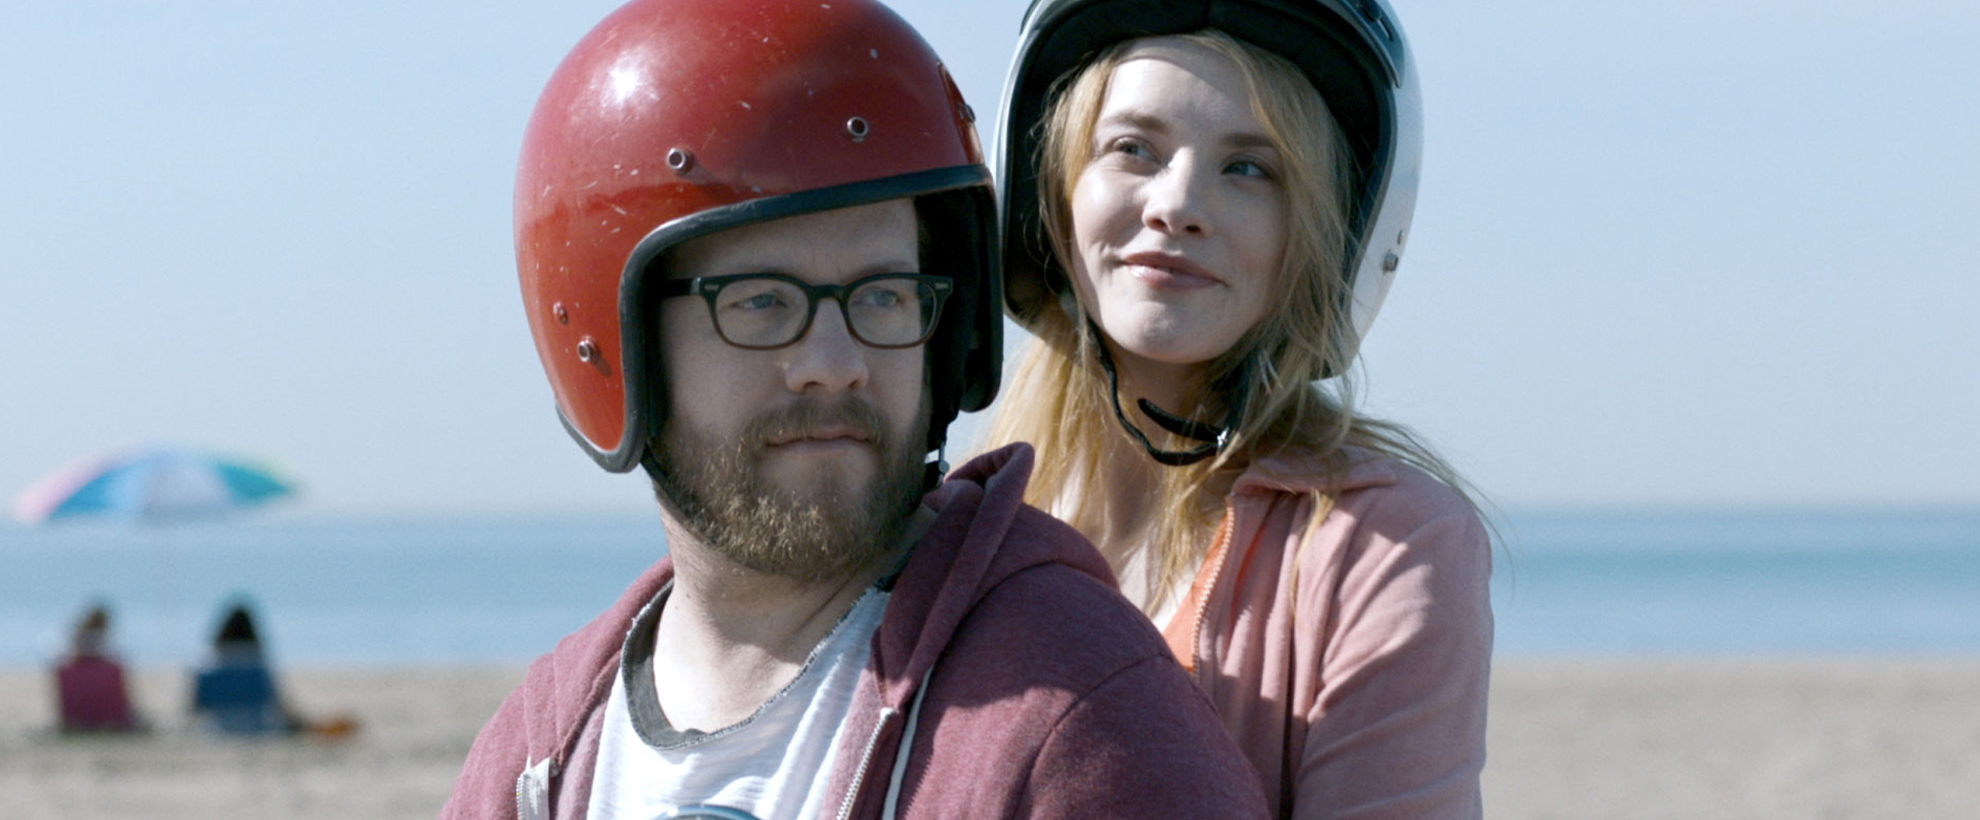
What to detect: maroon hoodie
<box><xmin>442</xmin><ymin>444</ymin><xmax>1269</xmax><ymax>819</ymax></box>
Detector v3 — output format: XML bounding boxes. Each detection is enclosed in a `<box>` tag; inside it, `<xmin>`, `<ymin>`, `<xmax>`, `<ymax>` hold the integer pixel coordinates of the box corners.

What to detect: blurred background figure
<box><xmin>189</xmin><ymin>600</ymin><xmax>303</xmax><ymax>736</ymax></box>
<box><xmin>53</xmin><ymin>601</ymin><xmax>146</xmax><ymax>734</ymax></box>
<box><xmin>188</xmin><ymin>599</ymin><xmax>361</xmax><ymax>740</ymax></box>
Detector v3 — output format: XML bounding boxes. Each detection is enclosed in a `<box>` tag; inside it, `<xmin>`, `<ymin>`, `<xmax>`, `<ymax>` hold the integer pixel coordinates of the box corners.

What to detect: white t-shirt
<box><xmin>586</xmin><ymin>583</ymin><xmax>890</xmax><ymax>820</ymax></box>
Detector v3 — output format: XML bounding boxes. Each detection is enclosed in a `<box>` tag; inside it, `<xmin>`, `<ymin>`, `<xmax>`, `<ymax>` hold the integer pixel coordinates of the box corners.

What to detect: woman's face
<box><xmin>1068</xmin><ymin>37</ymin><xmax>1287</xmax><ymax>383</ymax></box>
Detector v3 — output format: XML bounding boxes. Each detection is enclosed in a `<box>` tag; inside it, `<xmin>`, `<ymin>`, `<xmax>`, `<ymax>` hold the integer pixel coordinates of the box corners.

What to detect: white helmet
<box><xmin>994</xmin><ymin>0</ymin><xmax>1423</xmax><ymax>371</ymax></box>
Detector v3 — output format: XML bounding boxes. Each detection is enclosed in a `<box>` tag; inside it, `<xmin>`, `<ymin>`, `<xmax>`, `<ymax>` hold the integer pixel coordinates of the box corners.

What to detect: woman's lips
<box><xmin>1121</xmin><ymin>253</ymin><xmax>1219</xmax><ymax>291</ymax></box>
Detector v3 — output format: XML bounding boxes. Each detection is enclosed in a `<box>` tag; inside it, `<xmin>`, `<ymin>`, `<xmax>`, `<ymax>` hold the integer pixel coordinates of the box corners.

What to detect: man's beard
<box><xmin>650</xmin><ymin>396</ymin><xmax>930</xmax><ymax>583</ymax></box>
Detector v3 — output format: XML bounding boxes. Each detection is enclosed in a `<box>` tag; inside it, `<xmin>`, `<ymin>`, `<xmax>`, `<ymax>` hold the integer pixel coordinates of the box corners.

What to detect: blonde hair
<box><xmin>982</xmin><ymin>30</ymin><xmax>1471</xmax><ymax>606</ymax></box>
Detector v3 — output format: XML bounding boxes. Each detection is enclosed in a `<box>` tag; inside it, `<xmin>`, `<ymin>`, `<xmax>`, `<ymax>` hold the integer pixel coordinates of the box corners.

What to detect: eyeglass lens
<box><xmin>713</xmin><ymin>276</ymin><xmax>940</xmax><ymax>348</ymax></box>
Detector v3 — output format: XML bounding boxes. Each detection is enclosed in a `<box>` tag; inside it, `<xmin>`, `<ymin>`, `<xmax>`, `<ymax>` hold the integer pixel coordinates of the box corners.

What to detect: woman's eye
<box><xmin>1226</xmin><ymin>159</ymin><xmax>1274</xmax><ymax>179</ymax></box>
<box><xmin>1101</xmin><ymin>138</ymin><xmax>1154</xmax><ymax>161</ymax></box>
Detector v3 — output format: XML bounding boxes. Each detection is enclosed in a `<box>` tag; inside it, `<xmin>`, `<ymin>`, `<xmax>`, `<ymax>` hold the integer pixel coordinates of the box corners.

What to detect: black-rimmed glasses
<box><xmin>653</xmin><ymin>272</ymin><xmax>953</xmax><ymax>350</ymax></box>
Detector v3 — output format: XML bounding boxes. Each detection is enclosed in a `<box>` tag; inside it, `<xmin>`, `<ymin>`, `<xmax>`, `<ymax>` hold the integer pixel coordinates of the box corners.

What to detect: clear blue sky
<box><xmin>4</xmin><ymin>0</ymin><xmax>1976</xmax><ymax>516</ymax></box>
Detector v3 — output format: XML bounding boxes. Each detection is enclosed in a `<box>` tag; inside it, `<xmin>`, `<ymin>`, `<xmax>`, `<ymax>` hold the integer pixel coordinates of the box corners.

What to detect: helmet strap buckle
<box><xmin>1086</xmin><ymin>318</ymin><xmax>1248</xmax><ymax>467</ymax></box>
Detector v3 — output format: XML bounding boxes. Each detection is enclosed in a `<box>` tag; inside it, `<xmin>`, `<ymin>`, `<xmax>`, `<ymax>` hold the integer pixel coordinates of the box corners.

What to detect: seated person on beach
<box><xmin>190</xmin><ymin>602</ymin><xmax>303</xmax><ymax>735</ymax></box>
<box><xmin>54</xmin><ymin>602</ymin><xmax>145</xmax><ymax>733</ymax></box>
<box><xmin>190</xmin><ymin>600</ymin><xmax>358</xmax><ymax>739</ymax></box>
<box><xmin>445</xmin><ymin>1</ymin><xmax>1268</xmax><ymax>817</ymax></box>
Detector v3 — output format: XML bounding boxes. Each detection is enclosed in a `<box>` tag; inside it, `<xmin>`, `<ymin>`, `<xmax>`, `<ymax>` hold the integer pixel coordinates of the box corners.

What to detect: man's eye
<box><xmin>854</xmin><ymin>287</ymin><xmax>906</xmax><ymax>309</ymax></box>
<box><xmin>727</xmin><ymin>290</ymin><xmax>789</xmax><ymax>311</ymax></box>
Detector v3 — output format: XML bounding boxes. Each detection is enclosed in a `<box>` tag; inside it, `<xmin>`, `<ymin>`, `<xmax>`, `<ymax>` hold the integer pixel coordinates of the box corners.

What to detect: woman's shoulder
<box><xmin>1236</xmin><ymin>448</ymin><xmax>1491</xmax><ymax>620</ymax></box>
<box><xmin>1239</xmin><ymin>444</ymin><xmax>1453</xmax><ymax>496</ymax></box>
<box><xmin>1237</xmin><ymin>445</ymin><xmax>1481</xmax><ymax>537</ymax></box>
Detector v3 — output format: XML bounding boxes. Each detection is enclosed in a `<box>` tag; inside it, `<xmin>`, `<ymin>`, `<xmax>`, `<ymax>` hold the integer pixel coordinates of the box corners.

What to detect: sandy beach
<box><xmin>1484</xmin><ymin>659</ymin><xmax>1980</xmax><ymax>819</ymax></box>
<box><xmin>5</xmin><ymin>659</ymin><xmax>1980</xmax><ymax>819</ymax></box>
<box><xmin>1</xmin><ymin>665</ymin><xmax>522</xmax><ymax>820</ymax></box>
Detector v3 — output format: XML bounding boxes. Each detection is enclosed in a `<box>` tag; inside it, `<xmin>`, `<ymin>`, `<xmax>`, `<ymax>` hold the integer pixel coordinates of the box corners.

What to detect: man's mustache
<box><xmin>745</xmin><ymin>398</ymin><xmax>890</xmax><ymax>451</ymax></box>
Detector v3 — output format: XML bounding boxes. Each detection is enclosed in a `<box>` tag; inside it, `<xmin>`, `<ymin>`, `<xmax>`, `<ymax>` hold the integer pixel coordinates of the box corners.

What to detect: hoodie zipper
<box><xmin>1164</xmin><ymin>501</ymin><xmax>1237</xmax><ymax>676</ymax></box>
<box><xmin>516</xmin><ymin>757</ymin><xmax>556</xmax><ymax>820</ymax></box>
<box><xmin>834</xmin><ymin>706</ymin><xmax>900</xmax><ymax>820</ymax></box>
<box><xmin>1190</xmin><ymin>502</ymin><xmax>1238</xmax><ymax>676</ymax></box>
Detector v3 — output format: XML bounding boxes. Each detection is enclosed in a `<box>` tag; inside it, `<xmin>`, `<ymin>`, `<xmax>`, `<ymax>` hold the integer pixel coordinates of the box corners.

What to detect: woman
<box><xmin>190</xmin><ymin>601</ymin><xmax>361</xmax><ymax>738</ymax></box>
<box><xmin>190</xmin><ymin>601</ymin><xmax>304</xmax><ymax>735</ymax></box>
<box><xmin>983</xmin><ymin>1</ymin><xmax>1492</xmax><ymax>817</ymax></box>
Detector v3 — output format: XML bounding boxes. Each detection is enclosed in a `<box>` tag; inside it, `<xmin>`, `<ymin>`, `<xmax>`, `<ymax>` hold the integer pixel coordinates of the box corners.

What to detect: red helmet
<box><xmin>517</xmin><ymin>0</ymin><xmax>1001</xmax><ymax>473</ymax></box>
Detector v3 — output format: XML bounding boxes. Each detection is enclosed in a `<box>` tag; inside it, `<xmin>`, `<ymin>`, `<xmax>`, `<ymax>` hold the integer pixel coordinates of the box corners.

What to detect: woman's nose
<box><xmin>1142</xmin><ymin>158</ymin><xmax>1212</xmax><ymax>237</ymax></box>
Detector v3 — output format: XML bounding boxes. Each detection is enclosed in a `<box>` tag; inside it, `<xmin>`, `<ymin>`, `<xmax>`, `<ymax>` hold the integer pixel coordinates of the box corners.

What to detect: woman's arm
<box><xmin>1293</xmin><ymin>502</ymin><xmax>1493</xmax><ymax>820</ymax></box>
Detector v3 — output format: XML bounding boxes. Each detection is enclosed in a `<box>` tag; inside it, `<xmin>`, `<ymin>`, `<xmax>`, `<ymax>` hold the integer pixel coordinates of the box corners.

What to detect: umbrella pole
<box><xmin>149</xmin><ymin>526</ymin><xmax>189</xmax><ymax>668</ymax></box>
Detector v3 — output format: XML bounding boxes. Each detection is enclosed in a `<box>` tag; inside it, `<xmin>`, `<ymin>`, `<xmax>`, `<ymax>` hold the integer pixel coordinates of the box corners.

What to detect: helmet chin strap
<box><xmin>1088</xmin><ymin>319</ymin><xmax>1250</xmax><ymax>467</ymax></box>
<box><xmin>923</xmin><ymin>447</ymin><xmax>948</xmax><ymax>492</ymax></box>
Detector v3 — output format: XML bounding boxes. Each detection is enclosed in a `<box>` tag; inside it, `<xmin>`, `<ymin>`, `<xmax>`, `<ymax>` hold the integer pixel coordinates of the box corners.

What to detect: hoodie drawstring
<box><xmin>835</xmin><ymin>666</ymin><xmax>937</xmax><ymax>820</ymax></box>
<box><xmin>882</xmin><ymin>669</ymin><xmax>936</xmax><ymax>819</ymax></box>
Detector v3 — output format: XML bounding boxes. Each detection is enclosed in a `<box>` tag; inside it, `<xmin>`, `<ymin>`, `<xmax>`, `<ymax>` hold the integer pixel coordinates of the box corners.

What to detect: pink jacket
<box><xmin>1164</xmin><ymin>447</ymin><xmax>1493</xmax><ymax>820</ymax></box>
<box><xmin>442</xmin><ymin>444</ymin><xmax>1269</xmax><ymax>820</ymax></box>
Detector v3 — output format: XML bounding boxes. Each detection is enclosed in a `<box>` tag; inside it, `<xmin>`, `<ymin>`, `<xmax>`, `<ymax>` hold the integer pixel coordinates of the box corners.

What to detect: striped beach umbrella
<box><xmin>12</xmin><ymin>447</ymin><xmax>297</xmax><ymax>525</ymax></box>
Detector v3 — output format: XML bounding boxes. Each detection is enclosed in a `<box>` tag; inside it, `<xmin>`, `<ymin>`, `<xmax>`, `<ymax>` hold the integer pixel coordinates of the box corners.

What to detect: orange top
<box><xmin>1161</xmin><ymin>504</ymin><xmax>1236</xmax><ymax>675</ymax></box>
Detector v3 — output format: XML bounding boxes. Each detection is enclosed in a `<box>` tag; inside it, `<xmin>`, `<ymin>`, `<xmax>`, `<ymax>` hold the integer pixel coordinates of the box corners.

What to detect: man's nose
<box><xmin>782</xmin><ymin>299</ymin><xmax>869</xmax><ymax>395</ymax></box>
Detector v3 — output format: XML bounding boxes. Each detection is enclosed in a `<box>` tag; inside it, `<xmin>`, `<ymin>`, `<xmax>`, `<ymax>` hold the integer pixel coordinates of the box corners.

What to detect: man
<box><xmin>443</xmin><ymin>1</ymin><xmax>1269</xmax><ymax>818</ymax></box>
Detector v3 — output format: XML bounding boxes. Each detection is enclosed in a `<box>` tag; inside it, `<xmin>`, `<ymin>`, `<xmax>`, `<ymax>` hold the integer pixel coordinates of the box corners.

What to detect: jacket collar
<box><xmin>869</xmin><ymin>442</ymin><xmax>1112</xmax><ymax>709</ymax></box>
<box><xmin>1229</xmin><ymin>444</ymin><xmax>1400</xmax><ymax>498</ymax></box>
<box><xmin>519</xmin><ymin>442</ymin><xmax>1092</xmax><ymax>762</ymax></box>
<box><xmin>523</xmin><ymin>555</ymin><xmax>677</xmax><ymax>773</ymax></box>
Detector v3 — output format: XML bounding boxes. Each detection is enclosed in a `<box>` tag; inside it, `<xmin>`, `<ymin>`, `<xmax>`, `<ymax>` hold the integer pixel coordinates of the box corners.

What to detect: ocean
<box><xmin>3</xmin><ymin>508</ymin><xmax>1977</xmax><ymax>666</ymax></box>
